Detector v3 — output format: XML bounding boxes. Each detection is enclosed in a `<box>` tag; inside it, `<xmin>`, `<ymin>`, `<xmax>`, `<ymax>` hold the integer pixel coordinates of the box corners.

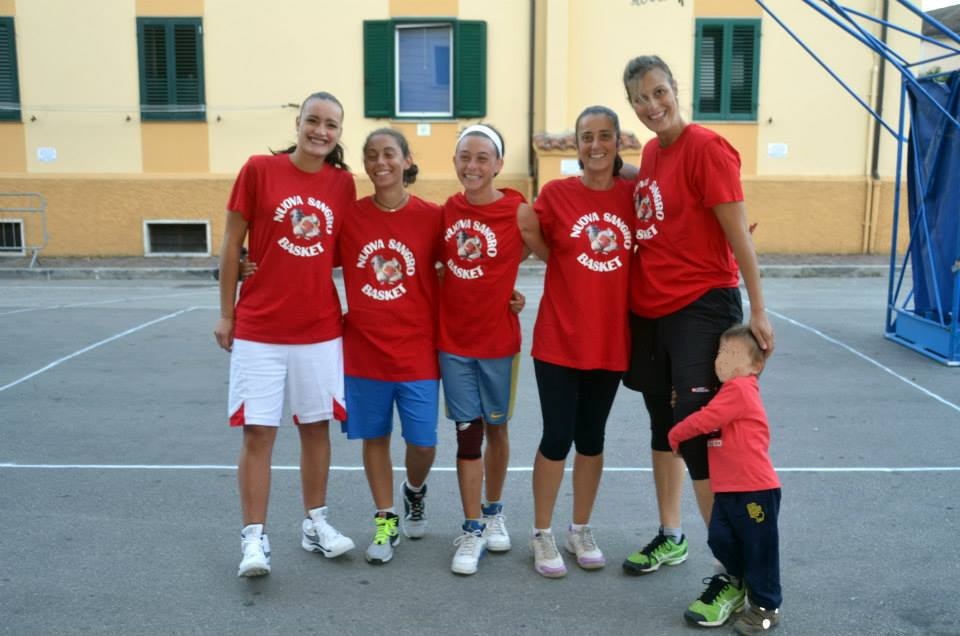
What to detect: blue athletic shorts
<box><xmin>438</xmin><ymin>352</ymin><xmax>518</xmax><ymax>425</ymax></box>
<box><xmin>342</xmin><ymin>376</ymin><xmax>439</xmax><ymax>447</ymax></box>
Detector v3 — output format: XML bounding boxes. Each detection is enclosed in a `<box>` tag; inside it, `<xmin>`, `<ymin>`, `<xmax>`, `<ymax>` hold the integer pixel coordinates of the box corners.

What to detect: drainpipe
<box><xmin>528</xmin><ymin>0</ymin><xmax>538</xmax><ymax>198</ymax></box>
<box><xmin>864</xmin><ymin>0</ymin><xmax>889</xmax><ymax>253</ymax></box>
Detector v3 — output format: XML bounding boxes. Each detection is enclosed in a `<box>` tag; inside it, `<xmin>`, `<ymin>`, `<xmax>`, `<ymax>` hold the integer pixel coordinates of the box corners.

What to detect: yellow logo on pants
<box><xmin>747</xmin><ymin>502</ymin><xmax>765</xmax><ymax>523</ymax></box>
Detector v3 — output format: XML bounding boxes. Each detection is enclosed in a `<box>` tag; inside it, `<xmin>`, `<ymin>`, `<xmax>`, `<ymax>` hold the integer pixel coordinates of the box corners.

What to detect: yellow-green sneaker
<box><xmin>364</xmin><ymin>512</ymin><xmax>400</xmax><ymax>565</ymax></box>
<box><xmin>622</xmin><ymin>531</ymin><xmax>688</xmax><ymax>575</ymax></box>
<box><xmin>684</xmin><ymin>573</ymin><xmax>746</xmax><ymax>627</ymax></box>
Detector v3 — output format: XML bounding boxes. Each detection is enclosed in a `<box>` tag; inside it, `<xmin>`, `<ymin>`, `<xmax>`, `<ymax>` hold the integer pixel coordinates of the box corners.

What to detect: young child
<box><xmin>668</xmin><ymin>325</ymin><xmax>782</xmax><ymax>634</ymax></box>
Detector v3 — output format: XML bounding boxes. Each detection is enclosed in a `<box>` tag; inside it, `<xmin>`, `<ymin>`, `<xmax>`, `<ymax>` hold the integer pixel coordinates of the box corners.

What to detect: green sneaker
<box><xmin>732</xmin><ymin>605</ymin><xmax>780</xmax><ymax>634</ymax></box>
<box><xmin>684</xmin><ymin>573</ymin><xmax>746</xmax><ymax>627</ymax></box>
<box><xmin>364</xmin><ymin>512</ymin><xmax>400</xmax><ymax>565</ymax></box>
<box><xmin>622</xmin><ymin>531</ymin><xmax>688</xmax><ymax>575</ymax></box>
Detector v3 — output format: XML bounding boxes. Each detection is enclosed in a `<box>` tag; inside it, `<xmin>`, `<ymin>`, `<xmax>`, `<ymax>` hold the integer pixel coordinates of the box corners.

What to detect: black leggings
<box><xmin>623</xmin><ymin>287</ymin><xmax>743</xmax><ymax>480</ymax></box>
<box><xmin>534</xmin><ymin>359</ymin><xmax>622</xmax><ymax>461</ymax></box>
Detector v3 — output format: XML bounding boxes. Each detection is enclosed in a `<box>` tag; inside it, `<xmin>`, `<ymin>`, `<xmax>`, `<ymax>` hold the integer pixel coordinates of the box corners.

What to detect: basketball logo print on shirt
<box><xmin>444</xmin><ymin>218</ymin><xmax>499</xmax><ymax>280</ymax></box>
<box><xmin>634</xmin><ymin>178</ymin><xmax>664</xmax><ymax>242</ymax></box>
<box><xmin>291</xmin><ymin>209</ymin><xmax>321</xmax><ymax>240</ymax></box>
<box><xmin>569</xmin><ymin>211</ymin><xmax>632</xmax><ymax>273</ymax></box>
<box><xmin>356</xmin><ymin>238</ymin><xmax>416</xmax><ymax>301</ymax></box>
<box><xmin>273</xmin><ymin>194</ymin><xmax>335</xmax><ymax>258</ymax></box>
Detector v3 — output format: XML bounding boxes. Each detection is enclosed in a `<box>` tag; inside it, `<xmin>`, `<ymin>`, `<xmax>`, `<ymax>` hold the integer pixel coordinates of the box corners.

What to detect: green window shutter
<box><xmin>453</xmin><ymin>20</ymin><xmax>486</xmax><ymax>118</ymax></box>
<box><xmin>695</xmin><ymin>22</ymin><xmax>724</xmax><ymax>119</ymax></box>
<box><xmin>173</xmin><ymin>22</ymin><xmax>204</xmax><ymax>117</ymax></box>
<box><xmin>137</xmin><ymin>18</ymin><xmax>204</xmax><ymax>121</ymax></box>
<box><xmin>694</xmin><ymin>19</ymin><xmax>760</xmax><ymax>121</ymax></box>
<box><xmin>0</xmin><ymin>17</ymin><xmax>21</xmax><ymax>122</ymax></box>
<box><xmin>364</xmin><ymin>20</ymin><xmax>395</xmax><ymax>118</ymax></box>
<box><xmin>729</xmin><ymin>22</ymin><xmax>759</xmax><ymax>118</ymax></box>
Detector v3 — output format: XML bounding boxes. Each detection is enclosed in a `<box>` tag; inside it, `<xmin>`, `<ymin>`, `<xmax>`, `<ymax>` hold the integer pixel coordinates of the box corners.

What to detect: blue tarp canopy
<box><xmin>905</xmin><ymin>70</ymin><xmax>960</xmax><ymax>326</ymax></box>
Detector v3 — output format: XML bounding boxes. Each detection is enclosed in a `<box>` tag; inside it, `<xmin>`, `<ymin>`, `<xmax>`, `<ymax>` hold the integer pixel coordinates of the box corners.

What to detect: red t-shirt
<box><xmin>438</xmin><ymin>189</ymin><xmax>525</xmax><ymax>359</ymax></box>
<box><xmin>630</xmin><ymin>124</ymin><xmax>742</xmax><ymax>318</ymax></box>
<box><xmin>668</xmin><ymin>375</ymin><xmax>781</xmax><ymax>493</ymax></box>
<box><xmin>532</xmin><ymin>177</ymin><xmax>634</xmax><ymax>370</ymax></box>
<box><xmin>339</xmin><ymin>195</ymin><xmax>443</xmax><ymax>381</ymax></box>
<box><xmin>227</xmin><ymin>153</ymin><xmax>356</xmax><ymax>344</ymax></box>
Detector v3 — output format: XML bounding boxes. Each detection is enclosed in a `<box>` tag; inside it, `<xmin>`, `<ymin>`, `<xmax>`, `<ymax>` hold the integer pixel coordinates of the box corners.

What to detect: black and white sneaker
<box><xmin>401</xmin><ymin>481</ymin><xmax>428</xmax><ymax>539</ymax></box>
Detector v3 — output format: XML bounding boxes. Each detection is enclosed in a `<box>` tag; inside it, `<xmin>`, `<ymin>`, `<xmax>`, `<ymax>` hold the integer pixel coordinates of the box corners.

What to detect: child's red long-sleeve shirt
<box><xmin>668</xmin><ymin>375</ymin><xmax>780</xmax><ymax>493</ymax></box>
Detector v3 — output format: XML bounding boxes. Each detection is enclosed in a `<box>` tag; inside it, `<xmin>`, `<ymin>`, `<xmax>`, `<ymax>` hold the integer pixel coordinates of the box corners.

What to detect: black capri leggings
<box><xmin>623</xmin><ymin>287</ymin><xmax>743</xmax><ymax>480</ymax></box>
<box><xmin>534</xmin><ymin>359</ymin><xmax>622</xmax><ymax>461</ymax></box>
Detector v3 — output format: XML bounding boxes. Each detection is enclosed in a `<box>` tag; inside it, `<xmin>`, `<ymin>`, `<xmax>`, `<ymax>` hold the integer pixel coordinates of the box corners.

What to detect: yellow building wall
<box><xmin>0</xmin><ymin>175</ymin><xmax>231</xmax><ymax>257</ymax></box>
<box><xmin>16</xmin><ymin>0</ymin><xmax>143</xmax><ymax>173</ymax></box>
<box><xmin>135</xmin><ymin>0</ymin><xmax>202</xmax><ymax>14</ymax></box>
<box><xmin>0</xmin><ymin>125</ymin><xmax>26</xmax><ymax>171</ymax></box>
<box><xmin>457</xmin><ymin>0</ymin><xmax>531</xmax><ymax>184</ymax></box>
<box><xmin>0</xmin><ymin>173</ymin><xmax>905</xmax><ymax>256</ymax></box>
<box><xmin>390</xmin><ymin>0</ymin><xmax>457</xmax><ymax>16</ymax></box>
<box><xmin>0</xmin><ymin>0</ymin><xmax>923</xmax><ymax>256</ymax></box>
<box><xmin>564</xmin><ymin>0</ymin><xmax>692</xmax><ymax>147</ymax></box>
<box><xmin>205</xmin><ymin>0</ymin><xmax>382</xmax><ymax>176</ymax></box>
<box><xmin>755</xmin><ymin>1</ymin><xmax>918</xmax><ymax>178</ymax></box>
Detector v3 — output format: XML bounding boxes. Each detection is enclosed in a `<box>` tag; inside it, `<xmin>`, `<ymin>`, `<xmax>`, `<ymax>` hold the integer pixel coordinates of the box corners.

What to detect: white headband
<box><xmin>458</xmin><ymin>124</ymin><xmax>504</xmax><ymax>158</ymax></box>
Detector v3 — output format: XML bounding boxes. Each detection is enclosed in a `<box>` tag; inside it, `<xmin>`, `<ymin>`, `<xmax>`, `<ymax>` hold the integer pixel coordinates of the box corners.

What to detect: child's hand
<box><xmin>509</xmin><ymin>289</ymin><xmax>526</xmax><ymax>314</ymax></box>
<box><xmin>670</xmin><ymin>388</ymin><xmax>677</xmax><ymax>409</ymax></box>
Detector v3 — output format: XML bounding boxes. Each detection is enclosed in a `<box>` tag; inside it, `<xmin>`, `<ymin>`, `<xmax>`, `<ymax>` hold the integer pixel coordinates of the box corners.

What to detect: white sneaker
<box><xmin>564</xmin><ymin>524</ymin><xmax>605</xmax><ymax>570</ymax></box>
<box><xmin>531</xmin><ymin>529</ymin><xmax>567</xmax><ymax>578</ymax></box>
<box><xmin>238</xmin><ymin>524</ymin><xmax>271</xmax><ymax>577</ymax></box>
<box><xmin>481</xmin><ymin>503</ymin><xmax>511</xmax><ymax>552</ymax></box>
<box><xmin>451</xmin><ymin>521</ymin><xmax>487</xmax><ymax>575</ymax></box>
<box><xmin>301</xmin><ymin>506</ymin><xmax>355</xmax><ymax>558</ymax></box>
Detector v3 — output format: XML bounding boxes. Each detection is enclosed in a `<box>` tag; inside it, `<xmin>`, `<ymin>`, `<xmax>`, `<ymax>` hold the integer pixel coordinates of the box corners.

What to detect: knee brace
<box><xmin>456</xmin><ymin>418</ymin><xmax>484</xmax><ymax>460</ymax></box>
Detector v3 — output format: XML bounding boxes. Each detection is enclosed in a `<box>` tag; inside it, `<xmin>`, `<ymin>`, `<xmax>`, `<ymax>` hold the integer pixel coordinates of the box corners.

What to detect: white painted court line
<box><xmin>2</xmin><ymin>463</ymin><xmax>959</xmax><ymax>473</ymax></box>
<box><xmin>0</xmin><ymin>291</ymin><xmax>215</xmax><ymax>316</ymax></box>
<box><xmin>0</xmin><ymin>307</ymin><xmax>198</xmax><ymax>393</ymax></box>
<box><xmin>768</xmin><ymin>309</ymin><xmax>960</xmax><ymax>414</ymax></box>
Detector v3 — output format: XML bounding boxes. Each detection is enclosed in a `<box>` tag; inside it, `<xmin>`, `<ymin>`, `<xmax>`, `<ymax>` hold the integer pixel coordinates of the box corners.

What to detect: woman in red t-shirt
<box><xmin>518</xmin><ymin>106</ymin><xmax>635</xmax><ymax>578</ymax></box>
<box><xmin>438</xmin><ymin>124</ymin><xmax>529</xmax><ymax>575</ymax></box>
<box><xmin>618</xmin><ymin>56</ymin><xmax>775</xmax><ymax>580</ymax></box>
<box><xmin>215</xmin><ymin>92</ymin><xmax>356</xmax><ymax>578</ymax></box>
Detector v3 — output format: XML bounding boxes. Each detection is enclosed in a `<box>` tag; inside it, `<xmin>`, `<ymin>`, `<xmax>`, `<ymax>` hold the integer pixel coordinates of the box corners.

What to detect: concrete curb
<box><xmin>0</xmin><ymin>264</ymin><xmax>900</xmax><ymax>280</ymax></box>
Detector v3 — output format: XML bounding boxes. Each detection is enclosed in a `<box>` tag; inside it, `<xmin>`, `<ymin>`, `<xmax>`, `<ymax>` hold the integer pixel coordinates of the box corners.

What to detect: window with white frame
<box><xmin>363</xmin><ymin>19</ymin><xmax>486</xmax><ymax>119</ymax></box>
